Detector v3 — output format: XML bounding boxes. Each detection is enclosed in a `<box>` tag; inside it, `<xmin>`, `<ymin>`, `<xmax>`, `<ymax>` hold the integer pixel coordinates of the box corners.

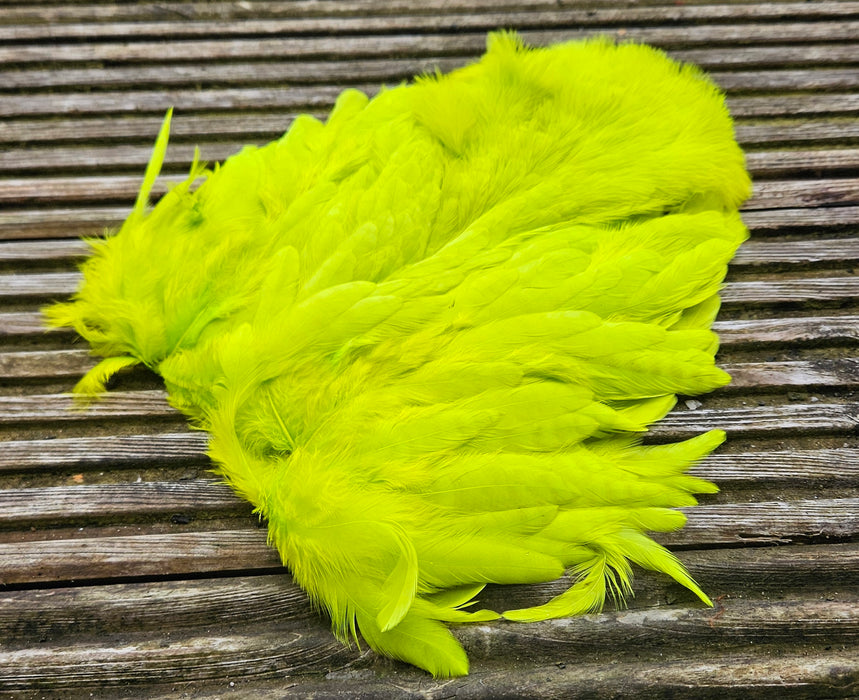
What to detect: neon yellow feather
<box><xmin>46</xmin><ymin>32</ymin><xmax>750</xmax><ymax>677</ymax></box>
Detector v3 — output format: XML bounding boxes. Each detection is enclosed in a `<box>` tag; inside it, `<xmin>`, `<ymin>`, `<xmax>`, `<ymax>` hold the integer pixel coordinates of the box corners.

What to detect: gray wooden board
<box><xmin>1</xmin><ymin>1</ymin><xmax>858</xmax><ymax>697</ymax></box>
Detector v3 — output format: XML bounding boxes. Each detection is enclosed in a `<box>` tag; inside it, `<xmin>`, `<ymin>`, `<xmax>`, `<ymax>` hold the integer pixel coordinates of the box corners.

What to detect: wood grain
<box><xmin>747</xmin><ymin>178</ymin><xmax>859</xmax><ymax>210</ymax></box>
<box><xmin>0</xmin><ymin>391</ymin><xmax>176</xmax><ymax>424</ymax></box>
<box><xmin>693</xmin><ymin>448</ymin><xmax>859</xmax><ymax>483</ymax></box>
<box><xmin>4</xmin><ymin>3</ymin><xmax>859</xmax><ymax>42</ymax></box>
<box><xmin>4</xmin><ymin>23</ymin><xmax>859</xmax><ymax>66</ymax></box>
<box><xmin>3</xmin><ymin>0</ymin><xmax>859</xmax><ymax>23</ymax></box>
<box><xmin>740</xmin><ymin>205</ymin><xmax>859</xmax><ymax>232</ymax></box>
<box><xmin>0</xmin><ymin>529</ymin><xmax>280</xmax><ymax>585</ymax></box>
<box><xmin>0</xmin><ymin>432</ymin><xmax>208</xmax><ymax>471</ymax></box>
<box><xmin>714</xmin><ymin>316</ymin><xmax>859</xmax><ymax>346</ymax></box>
<box><xmin>731</xmin><ymin>237</ymin><xmax>859</xmax><ymax>266</ymax></box>
<box><xmin>651</xmin><ymin>402</ymin><xmax>859</xmax><ymax>437</ymax></box>
<box><xmin>721</xmin><ymin>359</ymin><xmax>859</xmax><ymax>390</ymax></box>
<box><xmin>721</xmin><ymin>277</ymin><xmax>859</xmax><ymax>305</ymax></box>
<box><xmin>0</xmin><ymin>481</ymin><xmax>246</xmax><ymax>525</ymax></box>
<box><xmin>4</xmin><ymin>58</ymin><xmax>858</xmax><ymax>93</ymax></box>
<box><xmin>0</xmin><ymin>311</ymin><xmax>68</xmax><ymax>336</ymax></box>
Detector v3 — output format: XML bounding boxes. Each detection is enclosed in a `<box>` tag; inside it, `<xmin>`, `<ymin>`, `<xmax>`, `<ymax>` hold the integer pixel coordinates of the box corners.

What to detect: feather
<box><xmin>46</xmin><ymin>32</ymin><xmax>750</xmax><ymax>677</ymax></box>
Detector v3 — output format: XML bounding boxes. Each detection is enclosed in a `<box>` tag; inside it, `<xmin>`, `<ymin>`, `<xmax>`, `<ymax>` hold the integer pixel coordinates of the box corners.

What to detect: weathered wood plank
<box><xmin>731</xmin><ymin>237</ymin><xmax>859</xmax><ymax>266</ymax></box>
<box><xmin>0</xmin><ymin>85</ymin><xmax>355</xmax><ymax>119</ymax></box>
<box><xmin>3</xmin><ymin>0</ymin><xmax>859</xmax><ymax>24</ymax></box>
<box><xmin>0</xmin><ymin>529</ymin><xmax>279</xmax><ymax>585</ymax></box>
<box><xmin>693</xmin><ymin>449</ymin><xmax>859</xmax><ymax>483</ymax></box>
<box><xmin>650</xmin><ymin>402</ymin><xmax>859</xmax><ymax>437</ymax></box>
<box><xmin>736</xmin><ymin>119</ymin><xmax>859</xmax><ymax>147</ymax></box>
<box><xmin>5</xmin><ymin>3</ymin><xmax>859</xmax><ymax>43</ymax></box>
<box><xmin>713</xmin><ymin>69</ymin><xmax>859</xmax><ymax>93</ymax></box>
<box><xmin>0</xmin><ymin>113</ymin><xmax>307</xmax><ymax>145</ymax></box>
<box><xmin>0</xmin><ymin>432</ymin><xmax>208</xmax><ymax>471</ymax></box>
<box><xmin>3</xmin><ymin>24</ymin><xmax>858</xmax><ymax>68</ymax></box>
<box><xmin>728</xmin><ymin>93</ymin><xmax>859</xmax><ymax>118</ymax></box>
<box><xmin>0</xmin><ymin>349</ymin><xmax>96</xmax><ymax>378</ymax></box>
<box><xmin>0</xmin><ymin>271</ymin><xmax>81</xmax><ymax>299</ymax></box>
<box><xmin>3</xmin><ymin>646</ymin><xmax>858</xmax><ymax>698</ymax></box>
<box><xmin>675</xmin><ymin>44</ymin><xmax>859</xmax><ymax>69</ymax></box>
<box><xmin>0</xmin><ymin>311</ymin><xmax>67</xmax><ymax>336</ymax></box>
<box><xmin>0</xmin><ymin>207</ymin><xmax>129</xmax><ymax>240</ymax></box>
<box><xmin>721</xmin><ymin>277</ymin><xmax>859</xmax><ymax>305</ymax></box>
<box><xmin>669</xmin><ymin>498</ymin><xmax>859</xmax><ymax>546</ymax></box>
<box><xmin>0</xmin><ymin>481</ymin><xmax>245</xmax><ymax>525</ymax></box>
<box><xmin>0</xmin><ymin>391</ymin><xmax>176</xmax><ymax>424</ymax></box>
<box><xmin>744</xmin><ymin>149</ymin><xmax>859</xmax><ymax>178</ymax></box>
<box><xmin>740</xmin><ymin>205</ymin><xmax>859</xmax><ymax>232</ymax></box>
<box><xmin>4</xmin><ymin>60</ymin><xmax>857</xmax><ymax>93</ymax></box>
<box><xmin>746</xmin><ymin>178</ymin><xmax>859</xmax><ymax>210</ymax></box>
<box><xmin>0</xmin><ymin>629</ymin><xmax>354</xmax><ymax>691</ymax></box>
<box><xmin>0</xmin><ymin>238</ymin><xmax>90</xmax><ymax>262</ymax></box>
<box><xmin>721</xmin><ymin>359</ymin><xmax>859</xmax><ymax>390</ymax></box>
<box><xmin>151</xmin><ymin>651</ymin><xmax>859</xmax><ymax>699</ymax></box>
<box><xmin>714</xmin><ymin>315</ymin><xmax>859</xmax><ymax>346</ymax></box>
<box><xmin>0</xmin><ymin>575</ymin><xmax>315</xmax><ymax>640</ymax></box>
<box><xmin>0</xmin><ymin>175</ymin><xmax>189</xmax><ymax>205</ymax></box>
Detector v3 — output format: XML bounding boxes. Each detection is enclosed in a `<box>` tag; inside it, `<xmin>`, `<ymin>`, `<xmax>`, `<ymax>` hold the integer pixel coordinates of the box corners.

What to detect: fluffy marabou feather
<box><xmin>46</xmin><ymin>32</ymin><xmax>750</xmax><ymax>677</ymax></box>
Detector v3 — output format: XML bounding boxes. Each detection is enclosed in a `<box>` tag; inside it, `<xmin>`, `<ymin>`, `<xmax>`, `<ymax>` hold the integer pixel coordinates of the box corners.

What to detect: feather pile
<box><xmin>47</xmin><ymin>32</ymin><xmax>750</xmax><ymax>676</ymax></box>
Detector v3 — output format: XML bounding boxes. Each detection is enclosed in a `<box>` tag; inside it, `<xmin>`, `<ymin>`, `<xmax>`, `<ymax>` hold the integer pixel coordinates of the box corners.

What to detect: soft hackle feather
<box><xmin>46</xmin><ymin>32</ymin><xmax>750</xmax><ymax>677</ymax></box>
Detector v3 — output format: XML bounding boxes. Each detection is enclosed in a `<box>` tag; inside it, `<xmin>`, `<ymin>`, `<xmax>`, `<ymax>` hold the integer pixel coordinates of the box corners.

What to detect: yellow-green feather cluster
<box><xmin>47</xmin><ymin>32</ymin><xmax>750</xmax><ymax>677</ymax></box>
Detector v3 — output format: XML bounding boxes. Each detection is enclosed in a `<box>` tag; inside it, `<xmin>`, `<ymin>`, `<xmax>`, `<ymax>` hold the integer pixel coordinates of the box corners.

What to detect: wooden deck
<box><xmin>1</xmin><ymin>1</ymin><xmax>858</xmax><ymax>697</ymax></box>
